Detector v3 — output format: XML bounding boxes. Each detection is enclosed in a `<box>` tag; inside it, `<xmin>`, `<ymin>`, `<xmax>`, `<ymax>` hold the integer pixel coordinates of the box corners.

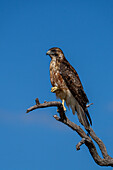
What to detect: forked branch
<box><xmin>26</xmin><ymin>98</ymin><xmax>113</xmax><ymax>167</ymax></box>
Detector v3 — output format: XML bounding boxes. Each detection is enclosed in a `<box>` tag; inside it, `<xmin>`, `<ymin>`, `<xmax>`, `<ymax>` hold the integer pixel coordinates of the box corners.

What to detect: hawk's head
<box><xmin>46</xmin><ymin>47</ymin><xmax>65</xmax><ymax>61</ymax></box>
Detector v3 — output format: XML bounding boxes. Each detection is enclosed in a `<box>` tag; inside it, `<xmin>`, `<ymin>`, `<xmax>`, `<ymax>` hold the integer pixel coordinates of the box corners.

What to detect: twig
<box><xmin>86</xmin><ymin>103</ymin><xmax>93</xmax><ymax>108</ymax></box>
<box><xmin>76</xmin><ymin>138</ymin><xmax>86</xmax><ymax>150</ymax></box>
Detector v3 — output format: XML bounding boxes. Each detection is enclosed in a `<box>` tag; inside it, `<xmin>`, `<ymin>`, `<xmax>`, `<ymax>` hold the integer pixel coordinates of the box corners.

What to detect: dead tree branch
<box><xmin>26</xmin><ymin>98</ymin><xmax>113</xmax><ymax>167</ymax></box>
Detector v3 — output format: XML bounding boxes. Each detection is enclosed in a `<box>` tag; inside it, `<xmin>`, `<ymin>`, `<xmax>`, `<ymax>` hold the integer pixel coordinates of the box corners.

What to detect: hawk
<box><xmin>46</xmin><ymin>47</ymin><xmax>92</xmax><ymax>129</ymax></box>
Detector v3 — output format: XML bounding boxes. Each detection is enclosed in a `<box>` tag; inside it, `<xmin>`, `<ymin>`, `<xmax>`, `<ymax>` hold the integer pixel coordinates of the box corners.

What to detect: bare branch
<box><xmin>86</xmin><ymin>103</ymin><xmax>93</xmax><ymax>108</ymax></box>
<box><xmin>35</xmin><ymin>98</ymin><xmax>40</xmax><ymax>105</ymax></box>
<box><xmin>26</xmin><ymin>98</ymin><xmax>113</xmax><ymax>167</ymax></box>
<box><xmin>76</xmin><ymin>138</ymin><xmax>86</xmax><ymax>150</ymax></box>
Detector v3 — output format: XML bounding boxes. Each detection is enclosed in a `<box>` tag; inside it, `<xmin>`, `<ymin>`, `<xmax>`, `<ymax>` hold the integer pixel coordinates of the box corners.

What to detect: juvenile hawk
<box><xmin>46</xmin><ymin>47</ymin><xmax>92</xmax><ymax>129</ymax></box>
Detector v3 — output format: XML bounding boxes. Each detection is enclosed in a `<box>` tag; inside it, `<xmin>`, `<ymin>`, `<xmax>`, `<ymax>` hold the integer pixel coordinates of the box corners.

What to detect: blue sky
<box><xmin>0</xmin><ymin>0</ymin><xmax>113</xmax><ymax>169</ymax></box>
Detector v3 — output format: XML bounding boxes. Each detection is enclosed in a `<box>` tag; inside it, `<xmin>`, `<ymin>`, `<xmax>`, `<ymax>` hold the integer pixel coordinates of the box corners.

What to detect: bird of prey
<box><xmin>46</xmin><ymin>47</ymin><xmax>92</xmax><ymax>129</ymax></box>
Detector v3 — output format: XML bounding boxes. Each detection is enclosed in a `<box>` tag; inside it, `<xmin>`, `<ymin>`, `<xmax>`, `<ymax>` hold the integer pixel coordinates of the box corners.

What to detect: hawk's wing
<box><xmin>60</xmin><ymin>58</ymin><xmax>92</xmax><ymax>126</ymax></box>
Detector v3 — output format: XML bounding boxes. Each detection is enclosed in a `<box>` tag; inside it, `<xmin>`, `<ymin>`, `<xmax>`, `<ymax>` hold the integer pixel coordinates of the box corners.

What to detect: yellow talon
<box><xmin>51</xmin><ymin>86</ymin><xmax>59</xmax><ymax>93</ymax></box>
<box><xmin>62</xmin><ymin>99</ymin><xmax>66</xmax><ymax>112</ymax></box>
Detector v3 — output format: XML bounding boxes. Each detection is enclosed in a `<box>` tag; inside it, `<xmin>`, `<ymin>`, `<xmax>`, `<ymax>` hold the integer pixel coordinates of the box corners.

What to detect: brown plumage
<box><xmin>46</xmin><ymin>47</ymin><xmax>92</xmax><ymax>129</ymax></box>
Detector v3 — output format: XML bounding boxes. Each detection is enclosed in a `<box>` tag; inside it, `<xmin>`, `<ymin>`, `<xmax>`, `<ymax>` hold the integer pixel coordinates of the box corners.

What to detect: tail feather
<box><xmin>76</xmin><ymin>103</ymin><xmax>91</xmax><ymax>129</ymax></box>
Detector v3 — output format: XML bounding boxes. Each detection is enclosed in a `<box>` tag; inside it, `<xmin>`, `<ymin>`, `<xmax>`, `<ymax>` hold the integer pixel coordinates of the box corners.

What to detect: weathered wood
<box><xmin>26</xmin><ymin>98</ymin><xmax>113</xmax><ymax>167</ymax></box>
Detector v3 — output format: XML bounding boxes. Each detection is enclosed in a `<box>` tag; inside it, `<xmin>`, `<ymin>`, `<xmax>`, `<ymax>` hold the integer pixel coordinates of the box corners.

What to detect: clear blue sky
<box><xmin>0</xmin><ymin>0</ymin><xmax>113</xmax><ymax>169</ymax></box>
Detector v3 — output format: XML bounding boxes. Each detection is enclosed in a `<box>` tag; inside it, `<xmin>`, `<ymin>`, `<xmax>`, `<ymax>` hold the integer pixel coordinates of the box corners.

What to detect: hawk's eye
<box><xmin>54</xmin><ymin>53</ymin><xmax>58</xmax><ymax>57</ymax></box>
<box><xmin>51</xmin><ymin>50</ymin><xmax>56</xmax><ymax>53</ymax></box>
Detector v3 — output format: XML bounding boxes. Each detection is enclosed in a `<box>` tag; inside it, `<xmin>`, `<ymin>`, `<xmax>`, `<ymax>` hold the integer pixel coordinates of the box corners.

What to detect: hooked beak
<box><xmin>46</xmin><ymin>50</ymin><xmax>54</xmax><ymax>56</ymax></box>
<box><xmin>46</xmin><ymin>50</ymin><xmax>51</xmax><ymax>55</ymax></box>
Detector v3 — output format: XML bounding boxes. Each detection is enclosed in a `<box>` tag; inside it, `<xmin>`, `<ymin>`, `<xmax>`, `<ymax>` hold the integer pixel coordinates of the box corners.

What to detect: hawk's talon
<box><xmin>63</xmin><ymin>106</ymin><xmax>67</xmax><ymax>112</ymax></box>
<box><xmin>57</xmin><ymin>108</ymin><xmax>60</xmax><ymax>112</ymax></box>
<box><xmin>51</xmin><ymin>86</ymin><xmax>59</xmax><ymax>93</ymax></box>
<box><xmin>57</xmin><ymin>107</ymin><xmax>66</xmax><ymax>113</ymax></box>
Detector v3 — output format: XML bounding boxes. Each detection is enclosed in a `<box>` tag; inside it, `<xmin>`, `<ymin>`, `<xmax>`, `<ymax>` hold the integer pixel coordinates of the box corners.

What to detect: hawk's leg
<box><xmin>62</xmin><ymin>99</ymin><xmax>66</xmax><ymax>112</ymax></box>
<box><xmin>51</xmin><ymin>86</ymin><xmax>59</xmax><ymax>93</ymax></box>
<box><xmin>57</xmin><ymin>99</ymin><xmax>66</xmax><ymax>113</ymax></box>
